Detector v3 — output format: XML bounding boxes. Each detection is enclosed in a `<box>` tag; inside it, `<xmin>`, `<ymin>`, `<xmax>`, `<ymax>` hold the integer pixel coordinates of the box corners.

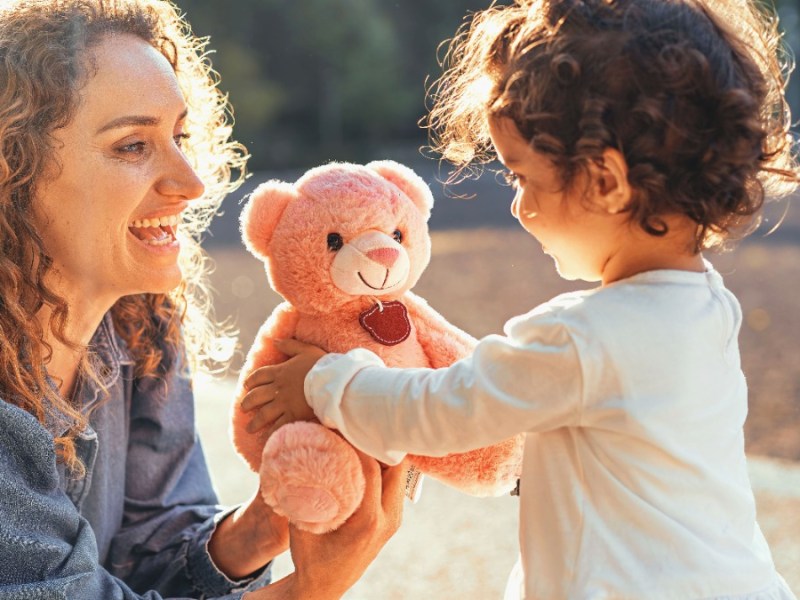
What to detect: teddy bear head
<box><xmin>240</xmin><ymin>160</ymin><xmax>434</xmax><ymax>314</ymax></box>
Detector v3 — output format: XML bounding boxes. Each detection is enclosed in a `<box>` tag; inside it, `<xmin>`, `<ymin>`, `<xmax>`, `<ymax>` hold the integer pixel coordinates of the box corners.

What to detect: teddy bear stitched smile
<box><xmin>330</xmin><ymin>229</ymin><xmax>411</xmax><ymax>295</ymax></box>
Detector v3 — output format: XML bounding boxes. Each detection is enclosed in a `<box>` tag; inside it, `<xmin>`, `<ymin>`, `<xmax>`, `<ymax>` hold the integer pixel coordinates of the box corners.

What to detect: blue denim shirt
<box><xmin>0</xmin><ymin>314</ymin><xmax>272</xmax><ymax>599</ymax></box>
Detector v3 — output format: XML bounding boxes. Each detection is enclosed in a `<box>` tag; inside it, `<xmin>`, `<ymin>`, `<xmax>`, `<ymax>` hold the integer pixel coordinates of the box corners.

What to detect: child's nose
<box><xmin>510</xmin><ymin>192</ymin><xmax>521</xmax><ymax>219</ymax></box>
<box><xmin>367</xmin><ymin>247</ymin><xmax>399</xmax><ymax>268</ymax></box>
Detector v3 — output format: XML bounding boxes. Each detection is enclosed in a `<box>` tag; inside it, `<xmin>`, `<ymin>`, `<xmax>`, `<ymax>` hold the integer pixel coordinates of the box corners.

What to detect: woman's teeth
<box><xmin>129</xmin><ymin>214</ymin><xmax>181</xmax><ymax>229</ymax></box>
<box><xmin>128</xmin><ymin>214</ymin><xmax>181</xmax><ymax>246</ymax></box>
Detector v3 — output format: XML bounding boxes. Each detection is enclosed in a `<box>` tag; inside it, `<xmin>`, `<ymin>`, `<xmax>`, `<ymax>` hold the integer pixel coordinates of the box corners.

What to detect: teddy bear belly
<box><xmin>295</xmin><ymin>316</ymin><xmax>430</xmax><ymax>368</ymax></box>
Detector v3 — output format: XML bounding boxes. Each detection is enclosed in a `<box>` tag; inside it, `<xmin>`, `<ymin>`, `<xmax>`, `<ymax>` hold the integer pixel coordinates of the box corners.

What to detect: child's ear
<box><xmin>591</xmin><ymin>148</ymin><xmax>631</xmax><ymax>214</ymax></box>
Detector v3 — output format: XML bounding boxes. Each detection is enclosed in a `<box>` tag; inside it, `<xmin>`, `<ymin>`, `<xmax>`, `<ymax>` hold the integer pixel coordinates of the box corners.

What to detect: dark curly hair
<box><xmin>427</xmin><ymin>0</ymin><xmax>799</xmax><ymax>250</ymax></box>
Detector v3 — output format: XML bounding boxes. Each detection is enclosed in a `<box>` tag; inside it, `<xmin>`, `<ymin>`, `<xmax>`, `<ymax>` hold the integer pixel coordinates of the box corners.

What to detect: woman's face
<box><xmin>33</xmin><ymin>33</ymin><xmax>204</xmax><ymax>307</ymax></box>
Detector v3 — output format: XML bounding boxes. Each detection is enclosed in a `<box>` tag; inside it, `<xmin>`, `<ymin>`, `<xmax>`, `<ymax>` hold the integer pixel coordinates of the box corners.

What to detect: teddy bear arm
<box><xmin>232</xmin><ymin>302</ymin><xmax>300</xmax><ymax>472</ymax></box>
<box><xmin>404</xmin><ymin>291</ymin><xmax>477</xmax><ymax>368</ymax></box>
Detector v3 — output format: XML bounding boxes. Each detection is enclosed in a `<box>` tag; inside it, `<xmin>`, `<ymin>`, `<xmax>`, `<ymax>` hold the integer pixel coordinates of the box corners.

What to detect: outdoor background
<box><xmin>172</xmin><ymin>1</ymin><xmax>800</xmax><ymax>597</ymax></box>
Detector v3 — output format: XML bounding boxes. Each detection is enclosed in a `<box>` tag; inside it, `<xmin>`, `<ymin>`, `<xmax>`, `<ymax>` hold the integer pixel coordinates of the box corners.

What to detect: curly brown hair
<box><xmin>0</xmin><ymin>0</ymin><xmax>247</xmax><ymax>470</ymax></box>
<box><xmin>427</xmin><ymin>0</ymin><xmax>799</xmax><ymax>250</ymax></box>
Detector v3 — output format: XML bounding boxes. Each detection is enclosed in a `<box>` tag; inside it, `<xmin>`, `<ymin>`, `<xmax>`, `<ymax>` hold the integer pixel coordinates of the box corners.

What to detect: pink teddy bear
<box><xmin>232</xmin><ymin>160</ymin><xmax>523</xmax><ymax>533</ymax></box>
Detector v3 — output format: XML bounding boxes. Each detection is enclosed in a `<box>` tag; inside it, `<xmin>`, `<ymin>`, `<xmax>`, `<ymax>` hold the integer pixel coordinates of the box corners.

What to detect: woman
<box><xmin>0</xmin><ymin>1</ymin><xmax>404</xmax><ymax>598</ymax></box>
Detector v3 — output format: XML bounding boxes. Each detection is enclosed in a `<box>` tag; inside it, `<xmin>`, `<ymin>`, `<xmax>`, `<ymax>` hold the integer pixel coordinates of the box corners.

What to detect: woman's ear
<box><xmin>590</xmin><ymin>148</ymin><xmax>631</xmax><ymax>214</ymax></box>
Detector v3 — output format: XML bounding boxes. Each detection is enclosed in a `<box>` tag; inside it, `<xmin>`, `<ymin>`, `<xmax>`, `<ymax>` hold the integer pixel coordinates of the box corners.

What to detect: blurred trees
<box><xmin>177</xmin><ymin>0</ymin><xmax>505</xmax><ymax>170</ymax></box>
<box><xmin>176</xmin><ymin>0</ymin><xmax>799</xmax><ymax>171</ymax></box>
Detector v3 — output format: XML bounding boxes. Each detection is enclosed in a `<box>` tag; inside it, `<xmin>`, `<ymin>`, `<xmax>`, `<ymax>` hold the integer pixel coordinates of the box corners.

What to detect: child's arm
<box><xmin>251</xmin><ymin>314</ymin><xmax>585</xmax><ymax>465</ymax></box>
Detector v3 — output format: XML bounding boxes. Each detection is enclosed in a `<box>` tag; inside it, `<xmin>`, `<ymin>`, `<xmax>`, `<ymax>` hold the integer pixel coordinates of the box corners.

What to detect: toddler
<box><xmin>242</xmin><ymin>0</ymin><xmax>799</xmax><ymax>597</ymax></box>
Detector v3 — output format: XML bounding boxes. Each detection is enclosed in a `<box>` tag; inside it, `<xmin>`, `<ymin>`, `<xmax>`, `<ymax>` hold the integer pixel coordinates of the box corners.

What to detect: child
<box><xmin>241</xmin><ymin>0</ymin><xmax>799</xmax><ymax>597</ymax></box>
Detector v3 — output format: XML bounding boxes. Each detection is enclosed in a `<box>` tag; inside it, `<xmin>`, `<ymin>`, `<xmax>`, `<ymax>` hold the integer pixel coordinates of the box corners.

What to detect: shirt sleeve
<box><xmin>305</xmin><ymin>313</ymin><xmax>585</xmax><ymax>465</ymax></box>
<box><xmin>107</xmin><ymin>348</ymin><xmax>272</xmax><ymax>599</ymax></box>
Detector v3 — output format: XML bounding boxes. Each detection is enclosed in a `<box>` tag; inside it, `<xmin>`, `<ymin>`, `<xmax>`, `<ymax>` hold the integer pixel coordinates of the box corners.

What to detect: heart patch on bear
<box><xmin>359</xmin><ymin>300</ymin><xmax>411</xmax><ymax>346</ymax></box>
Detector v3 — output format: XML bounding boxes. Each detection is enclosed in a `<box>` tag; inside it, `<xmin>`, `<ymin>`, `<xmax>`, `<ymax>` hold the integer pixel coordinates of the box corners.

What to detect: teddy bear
<box><xmin>231</xmin><ymin>160</ymin><xmax>523</xmax><ymax>533</ymax></box>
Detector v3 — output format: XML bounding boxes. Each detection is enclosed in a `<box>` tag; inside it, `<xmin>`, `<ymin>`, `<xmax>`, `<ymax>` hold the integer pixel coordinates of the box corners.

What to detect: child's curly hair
<box><xmin>427</xmin><ymin>0</ymin><xmax>799</xmax><ymax>250</ymax></box>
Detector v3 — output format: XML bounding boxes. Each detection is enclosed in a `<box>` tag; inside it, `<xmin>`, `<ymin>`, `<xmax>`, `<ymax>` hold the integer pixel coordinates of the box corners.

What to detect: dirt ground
<box><xmin>207</xmin><ymin>224</ymin><xmax>800</xmax><ymax>462</ymax></box>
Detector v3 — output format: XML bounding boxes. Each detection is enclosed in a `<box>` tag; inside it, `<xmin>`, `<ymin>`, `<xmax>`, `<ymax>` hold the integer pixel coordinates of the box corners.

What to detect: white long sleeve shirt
<box><xmin>306</xmin><ymin>266</ymin><xmax>796</xmax><ymax>599</ymax></box>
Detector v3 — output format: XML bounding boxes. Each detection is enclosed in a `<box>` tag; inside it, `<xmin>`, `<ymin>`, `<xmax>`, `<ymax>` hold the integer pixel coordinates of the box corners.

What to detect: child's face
<box><xmin>488</xmin><ymin>117</ymin><xmax>627</xmax><ymax>283</ymax></box>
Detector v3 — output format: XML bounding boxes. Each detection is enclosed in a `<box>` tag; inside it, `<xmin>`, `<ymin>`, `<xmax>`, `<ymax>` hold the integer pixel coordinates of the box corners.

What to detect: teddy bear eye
<box><xmin>392</xmin><ymin>229</ymin><xmax>403</xmax><ymax>244</ymax></box>
<box><xmin>327</xmin><ymin>232</ymin><xmax>344</xmax><ymax>252</ymax></box>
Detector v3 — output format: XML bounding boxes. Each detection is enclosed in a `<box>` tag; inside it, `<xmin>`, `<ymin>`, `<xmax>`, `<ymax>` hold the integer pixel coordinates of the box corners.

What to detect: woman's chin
<box><xmin>132</xmin><ymin>269</ymin><xmax>183</xmax><ymax>297</ymax></box>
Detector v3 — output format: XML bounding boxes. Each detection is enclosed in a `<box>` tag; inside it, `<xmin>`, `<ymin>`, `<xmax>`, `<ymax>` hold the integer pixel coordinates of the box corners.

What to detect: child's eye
<box><xmin>502</xmin><ymin>170</ymin><xmax>523</xmax><ymax>188</ymax></box>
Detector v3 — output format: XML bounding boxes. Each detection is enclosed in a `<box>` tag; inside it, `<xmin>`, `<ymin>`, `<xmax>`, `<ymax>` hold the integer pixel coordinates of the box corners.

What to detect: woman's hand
<box><xmin>208</xmin><ymin>490</ymin><xmax>290</xmax><ymax>580</ymax></box>
<box><xmin>245</xmin><ymin>452</ymin><xmax>406</xmax><ymax>600</ymax></box>
<box><xmin>241</xmin><ymin>339</ymin><xmax>327</xmax><ymax>437</ymax></box>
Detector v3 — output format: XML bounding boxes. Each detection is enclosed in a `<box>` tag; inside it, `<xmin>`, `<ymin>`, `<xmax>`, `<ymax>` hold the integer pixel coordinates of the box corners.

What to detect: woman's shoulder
<box><xmin>0</xmin><ymin>397</ymin><xmax>60</xmax><ymax>485</ymax></box>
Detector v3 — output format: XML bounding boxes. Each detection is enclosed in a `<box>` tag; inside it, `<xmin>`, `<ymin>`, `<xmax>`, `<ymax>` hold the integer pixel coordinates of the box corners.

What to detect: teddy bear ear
<box><xmin>239</xmin><ymin>180</ymin><xmax>295</xmax><ymax>258</ymax></box>
<box><xmin>367</xmin><ymin>160</ymin><xmax>433</xmax><ymax>221</ymax></box>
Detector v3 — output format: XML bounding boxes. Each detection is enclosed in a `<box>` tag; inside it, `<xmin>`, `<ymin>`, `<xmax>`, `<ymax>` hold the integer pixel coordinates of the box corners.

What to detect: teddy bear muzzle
<box><xmin>330</xmin><ymin>230</ymin><xmax>410</xmax><ymax>296</ymax></box>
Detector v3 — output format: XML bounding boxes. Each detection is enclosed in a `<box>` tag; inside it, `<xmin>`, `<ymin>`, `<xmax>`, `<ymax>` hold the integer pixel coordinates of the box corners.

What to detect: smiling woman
<box><xmin>0</xmin><ymin>1</ymin><xmax>404</xmax><ymax>599</ymax></box>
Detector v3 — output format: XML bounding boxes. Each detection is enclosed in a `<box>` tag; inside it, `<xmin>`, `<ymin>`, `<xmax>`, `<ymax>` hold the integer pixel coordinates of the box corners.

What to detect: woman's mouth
<box><xmin>128</xmin><ymin>214</ymin><xmax>180</xmax><ymax>247</ymax></box>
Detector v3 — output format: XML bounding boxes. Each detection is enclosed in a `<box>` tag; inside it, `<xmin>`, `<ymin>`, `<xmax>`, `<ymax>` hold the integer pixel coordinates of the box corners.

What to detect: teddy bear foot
<box><xmin>259</xmin><ymin>421</ymin><xmax>366</xmax><ymax>534</ymax></box>
<box><xmin>275</xmin><ymin>484</ymin><xmax>340</xmax><ymax>524</ymax></box>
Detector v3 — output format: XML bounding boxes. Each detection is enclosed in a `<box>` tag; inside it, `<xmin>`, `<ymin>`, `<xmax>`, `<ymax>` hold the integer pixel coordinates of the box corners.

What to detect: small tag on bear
<box><xmin>405</xmin><ymin>465</ymin><xmax>423</xmax><ymax>503</ymax></box>
<box><xmin>359</xmin><ymin>300</ymin><xmax>411</xmax><ymax>346</ymax></box>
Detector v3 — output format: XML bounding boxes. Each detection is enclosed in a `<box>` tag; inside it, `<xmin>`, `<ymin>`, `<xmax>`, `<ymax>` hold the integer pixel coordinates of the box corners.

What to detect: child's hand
<box><xmin>240</xmin><ymin>338</ymin><xmax>327</xmax><ymax>437</ymax></box>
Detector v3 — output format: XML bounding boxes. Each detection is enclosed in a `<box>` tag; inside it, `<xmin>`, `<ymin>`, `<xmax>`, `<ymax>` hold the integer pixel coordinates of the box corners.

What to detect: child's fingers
<box><xmin>243</xmin><ymin>365</ymin><xmax>277</xmax><ymax>391</ymax></box>
<box><xmin>273</xmin><ymin>338</ymin><xmax>319</xmax><ymax>357</ymax></box>
<box><xmin>264</xmin><ymin>414</ymin><xmax>291</xmax><ymax>439</ymax></box>
<box><xmin>245</xmin><ymin>405</ymin><xmax>283</xmax><ymax>434</ymax></box>
<box><xmin>240</xmin><ymin>386</ymin><xmax>276</xmax><ymax>412</ymax></box>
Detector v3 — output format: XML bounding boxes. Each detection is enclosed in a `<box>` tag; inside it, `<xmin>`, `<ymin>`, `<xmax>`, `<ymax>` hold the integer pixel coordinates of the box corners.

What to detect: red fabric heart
<box><xmin>359</xmin><ymin>301</ymin><xmax>411</xmax><ymax>346</ymax></box>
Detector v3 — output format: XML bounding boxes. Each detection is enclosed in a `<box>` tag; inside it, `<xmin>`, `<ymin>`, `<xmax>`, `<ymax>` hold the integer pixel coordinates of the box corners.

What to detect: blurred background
<box><xmin>178</xmin><ymin>0</ymin><xmax>800</xmax><ymax>172</ymax></box>
<box><xmin>171</xmin><ymin>1</ymin><xmax>800</xmax><ymax>596</ymax></box>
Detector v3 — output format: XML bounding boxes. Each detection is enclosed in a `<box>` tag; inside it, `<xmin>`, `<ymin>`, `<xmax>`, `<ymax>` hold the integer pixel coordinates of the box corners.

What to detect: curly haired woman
<box><xmin>0</xmin><ymin>1</ymin><xmax>404</xmax><ymax>598</ymax></box>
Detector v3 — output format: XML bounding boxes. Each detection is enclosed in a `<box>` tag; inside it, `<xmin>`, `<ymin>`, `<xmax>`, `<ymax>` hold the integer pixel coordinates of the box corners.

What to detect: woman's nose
<box><xmin>157</xmin><ymin>148</ymin><xmax>206</xmax><ymax>201</ymax></box>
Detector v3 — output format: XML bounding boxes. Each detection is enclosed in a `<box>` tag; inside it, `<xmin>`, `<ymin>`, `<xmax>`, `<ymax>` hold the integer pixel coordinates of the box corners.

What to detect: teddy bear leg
<box><xmin>259</xmin><ymin>421</ymin><xmax>366</xmax><ymax>534</ymax></box>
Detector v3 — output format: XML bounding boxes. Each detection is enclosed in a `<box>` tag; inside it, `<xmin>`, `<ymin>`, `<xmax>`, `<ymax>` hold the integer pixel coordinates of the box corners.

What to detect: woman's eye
<box><xmin>117</xmin><ymin>141</ymin><xmax>146</xmax><ymax>155</ymax></box>
<box><xmin>392</xmin><ymin>229</ymin><xmax>403</xmax><ymax>243</ymax></box>
<box><xmin>327</xmin><ymin>232</ymin><xmax>344</xmax><ymax>251</ymax></box>
<box><xmin>174</xmin><ymin>132</ymin><xmax>191</xmax><ymax>149</ymax></box>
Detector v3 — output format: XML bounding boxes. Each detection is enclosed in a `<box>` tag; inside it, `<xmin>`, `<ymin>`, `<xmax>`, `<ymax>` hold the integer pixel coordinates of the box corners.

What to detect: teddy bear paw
<box><xmin>259</xmin><ymin>421</ymin><xmax>366</xmax><ymax>533</ymax></box>
<box><xmin>275</xmin><ymin>484</ymin><xmax>340</xmax><ymax>524</ymax></box>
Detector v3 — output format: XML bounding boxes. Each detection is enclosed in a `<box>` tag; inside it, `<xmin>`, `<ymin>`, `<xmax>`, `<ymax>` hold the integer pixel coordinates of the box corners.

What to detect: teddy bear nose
<box><xmin>366</xmin><ymin>247</ymin><xmax>399</xmax><ymax>268</ymax></box>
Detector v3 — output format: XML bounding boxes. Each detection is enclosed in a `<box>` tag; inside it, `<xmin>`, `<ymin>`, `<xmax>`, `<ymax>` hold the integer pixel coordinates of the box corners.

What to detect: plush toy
<box><xmin>232</xmin><ymin>160</ymin><xmax>523</xmax><ymax>533</ymax></box>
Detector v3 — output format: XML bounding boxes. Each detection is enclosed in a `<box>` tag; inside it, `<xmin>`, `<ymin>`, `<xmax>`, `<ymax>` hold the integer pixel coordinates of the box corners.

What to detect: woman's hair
<box><xmin>0</xmin><ymin>0</ymin><xmax>246</xmax><ymax>470</ymax></box>
<box><xmin>427</xmin><ymin>0</ymin><xmax>799</xmax><ymax>250</ymax></box>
